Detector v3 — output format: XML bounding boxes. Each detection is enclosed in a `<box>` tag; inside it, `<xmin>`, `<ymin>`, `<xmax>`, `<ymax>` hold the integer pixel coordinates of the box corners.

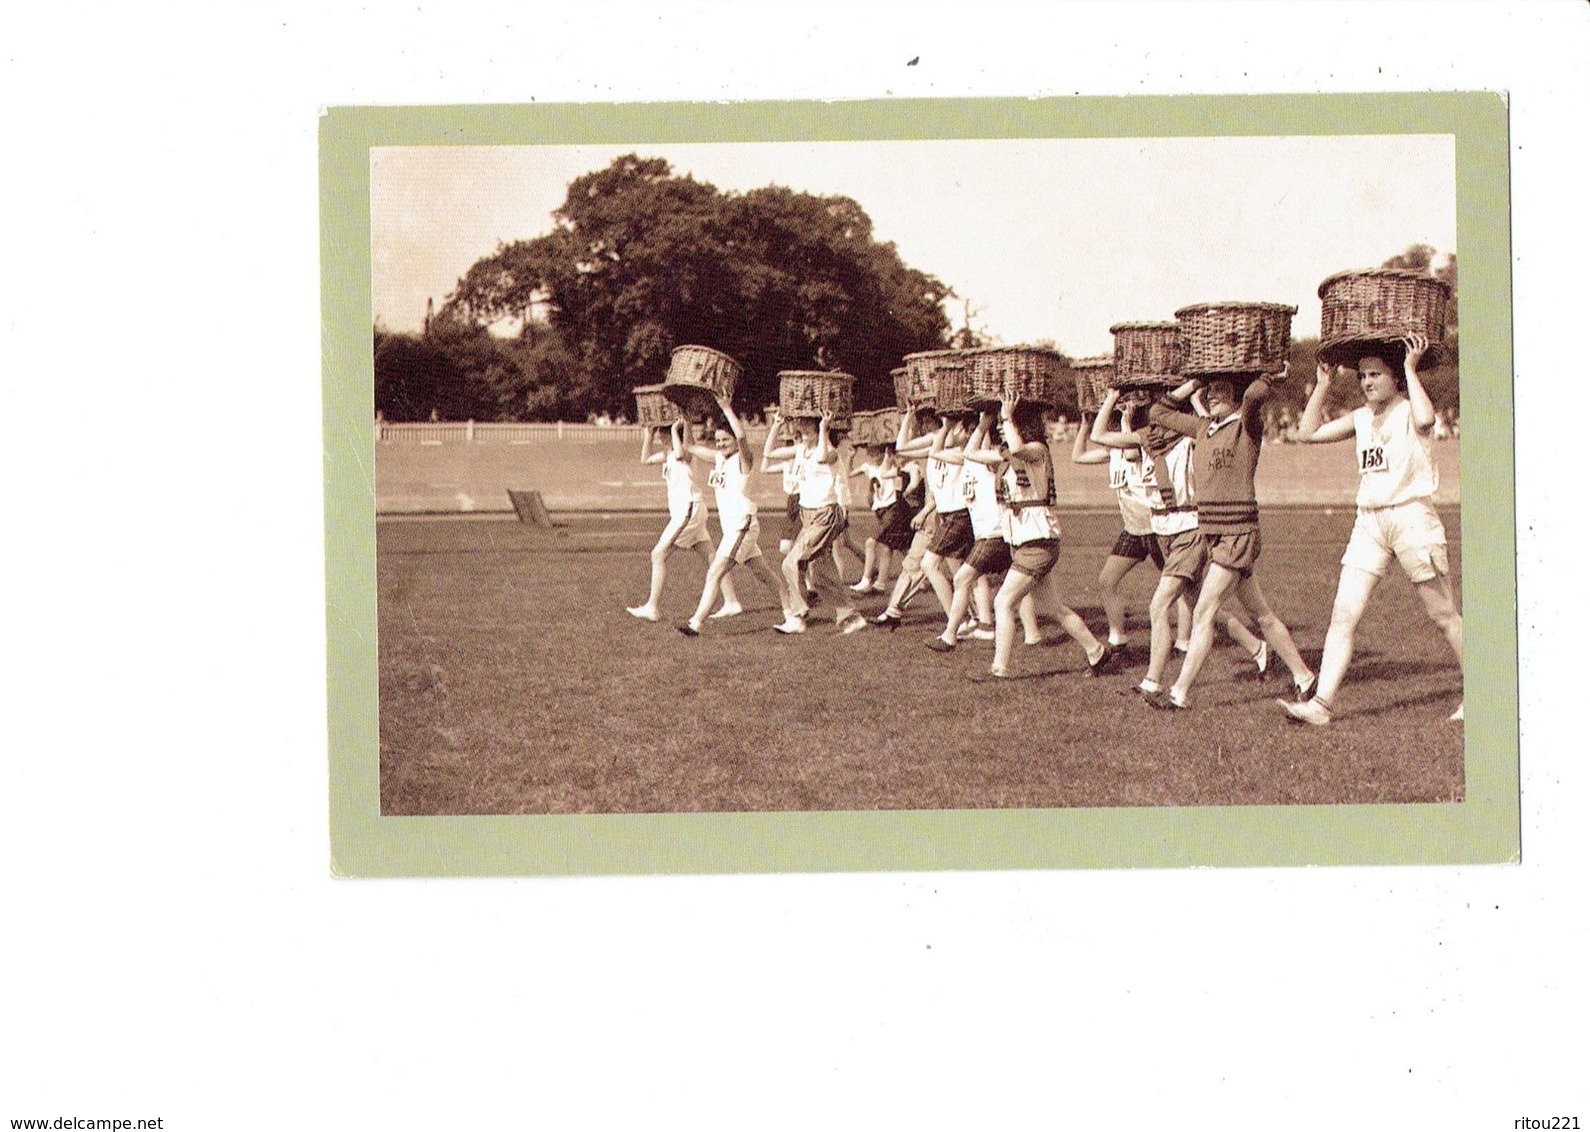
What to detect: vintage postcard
<box><xmin>322</xmin><ymin>93</ymin><xmax>1516</xmax><ymax>875</ymax></box>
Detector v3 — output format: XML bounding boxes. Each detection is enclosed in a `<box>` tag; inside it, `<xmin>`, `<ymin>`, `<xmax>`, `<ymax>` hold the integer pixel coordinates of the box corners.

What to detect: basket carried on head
<box><xmin>663</xmin><ymin>344</ymin><xmax>743</xmax><ymax>418</ymax></box>
<box><xmin>890</xmin><ymin>367</ymin><xmax>914</xmax><ymax>410</ymax></box>
<box><xmin>962</xmin><ymin>346</ymin><xmax>1066</xmax><ymax>411</ymax></box>
<box><xmin>1174</xmin><ymin>302</ymin><xmax>1296</xmax><ymax>378</ymax></box>
<box><xmin>849</xmin><ymin>407</ymin><xmax>904</xmax><ymax>447</ymax></box>
<box><xmin>1317</xmin><ymin>268</ymin><xmax>1451</xmax><ymax>369</ymax></box>
<box><xmin>632</xmin><ymin>384</ymin><xmax>679</xmax><ymax>429</ymax></box>
<box><xmin>1069</xmin><ymin>355</ymin><xmax>1115</xmax><ymax>414</ymax></box>
<box><xmin>1110</xmin><ymin>322</ymin><xmax>1183</xmax><ymax>389</ymax></box>
<box><xmin>902</xmin><ymin>350</ymin><xmax>972</xmax><ymax>414</ymax></box>
<box><xmin>779</xmin><ymin>370</ymin><xmax>855</xmax><ymax>427</ymax></box>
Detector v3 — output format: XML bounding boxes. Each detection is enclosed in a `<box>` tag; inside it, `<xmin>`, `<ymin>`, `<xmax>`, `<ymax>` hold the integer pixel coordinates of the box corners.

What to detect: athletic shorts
<box><xmin>715</xmin><ymin>514</ymin><xmax>763</xmax><ymax>565</ymax></box>
<box><xmin>1110</xmin><ymin>529</ymin><xmax>1165</xmax><ymax>568</ymax></box>
<box><xmin>1156</xmin><ymin>529</ymin><xmax>1207</xmax><ymax>583</ymax></box>
<box><xmin>1341</xmin><ymin>498</ymin><xmax>1449</xmax><ymax>583</ymax></box>
<box><xmin>965</xmin><ymin>536</ymin><xmax>1013</xmax><ymax>576</ymax></box>
<box><xmin>874</xmin><ymin>499</ymin><xmax>914</xmax><ymax>553</ymax></box>
<box><xmin>665</xmin><ymin>502</ymin><xmax>711</xmax><ymax>550</ymax></box>
<box><xmin>926</xmin><ymin>508</ymin><xmax>974</xmax><ymax>560</ymax></box>
<box><xmin>1205</xmin><ymin>529</ymin><xmax>1261</xmax><ymax>577</ymax></box>
<box><xmin>781</xmin><ymin>491</ymin><xmax>802</xmax><ymax>542</ymax></box>
<box><xmin>791</xmin><ymin>503</ymin><xmax>845</xmax><ymax>563</ymax></box>
<box><xmin>1010</xmin><ymin>538</ymin><xmax>1060</xmax><ymax>578</ymax></box>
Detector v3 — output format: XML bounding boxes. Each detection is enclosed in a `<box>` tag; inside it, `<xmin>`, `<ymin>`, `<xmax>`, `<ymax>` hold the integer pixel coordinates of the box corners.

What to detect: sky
<box><xmin>372</xmin><ymin>133</ymin><xmax>1455</xmax><ymax>357</ymax></box>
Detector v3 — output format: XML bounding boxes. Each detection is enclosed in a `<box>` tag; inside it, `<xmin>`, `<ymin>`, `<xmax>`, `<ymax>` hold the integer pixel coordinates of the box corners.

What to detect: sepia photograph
<box><xmin>326</xmin><ymin>94</ymin><xmax>1515</xmax><ymax>873</ymax></box>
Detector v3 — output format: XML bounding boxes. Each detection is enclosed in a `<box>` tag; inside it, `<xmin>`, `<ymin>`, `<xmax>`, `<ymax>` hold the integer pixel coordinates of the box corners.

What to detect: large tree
<box><xmin>441</xmin><ymin>155</ymin><xmax>954</xmax><ymax>417</ymax></box>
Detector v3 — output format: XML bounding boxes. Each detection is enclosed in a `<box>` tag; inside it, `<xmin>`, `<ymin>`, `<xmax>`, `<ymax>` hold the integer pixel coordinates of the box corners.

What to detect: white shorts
<box><xmin>715</xmin><ymin>514</ymin><xmax>763</xmax><ymax>565</ymax></box>
<box><xmin>664</xmin><ymin>502</ymin><xmax>711</xmax><ymax>550</ymax></box>
<box><xmin>1341</xmin><ymin>498</ymin><xmax>1449</xmax><ymax>583</ymax></box>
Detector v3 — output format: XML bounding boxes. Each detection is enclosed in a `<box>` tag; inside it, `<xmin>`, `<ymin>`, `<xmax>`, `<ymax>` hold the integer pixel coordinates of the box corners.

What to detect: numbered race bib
<box><xmin>1109</xmin><ymin>464</ymin><xmax>1128</xmax><ymax>490</ymax></box>
<box><xmin>1358</xmin><ymin>443</ymin><xmax>1388</xmax><ymax>474</ymax></box>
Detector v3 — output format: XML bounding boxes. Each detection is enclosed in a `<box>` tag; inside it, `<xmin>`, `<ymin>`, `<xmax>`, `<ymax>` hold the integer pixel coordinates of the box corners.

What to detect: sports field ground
<box><xmin>377</xmin><ymin>506</ymin><xmax>1464</xmax><ymax>815</ymax></box>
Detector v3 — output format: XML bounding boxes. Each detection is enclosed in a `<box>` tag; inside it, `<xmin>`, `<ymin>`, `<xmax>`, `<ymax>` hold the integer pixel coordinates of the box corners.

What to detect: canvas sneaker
<box><xmin>676</xmin><ymin>621</ymin><xmax>701</xmax><ymax>637</ymax></box>
<box><xmin>626</xmin><ymin>605</ymin><xmax>659</xmax><ymax>622</ymax></box>
<box><xmin>1449</xmin><ymin>702</ymin><xmax>1464</xmax><ymax>722</ymax></box>
<box><xmin>1281</xmin><ymin>698</ymin><xmax>1332</xmax><ymax>726</ymax></box>
<box><xmin>708</xmin><ymin>602</ymin><xmax>743</xmax><ymax>620</ymax></box>
<box><xmin>838</xmin><ymin>612</ymin><xmax>869</xmax><ymax>636</ymax></box>
<box><xmin>774</xmin><ymin>615</ymin><xmax>807</xmax><ymax>635</ymax></box>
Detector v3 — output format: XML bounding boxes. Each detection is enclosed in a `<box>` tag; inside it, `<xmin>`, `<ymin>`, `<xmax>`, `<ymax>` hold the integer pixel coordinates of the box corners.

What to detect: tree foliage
<box><xmin>438</xmin><ymin>155</ymin><xmax>954</xmax><ymax>417</ymax></box>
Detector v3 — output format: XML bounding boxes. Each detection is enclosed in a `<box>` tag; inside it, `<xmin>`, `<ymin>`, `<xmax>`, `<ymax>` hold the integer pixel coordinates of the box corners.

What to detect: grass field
<box><xmin>377</xmin><ymin>507</ymin><xmax>1464</xmax><ymax>815</ymax></box>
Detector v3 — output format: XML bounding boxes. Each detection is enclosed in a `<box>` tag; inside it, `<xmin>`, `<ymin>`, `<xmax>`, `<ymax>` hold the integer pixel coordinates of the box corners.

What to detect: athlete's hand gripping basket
<box><xmin>778</xmin><ymin>370</ymin><xmax>855</xmax><ymax>427</ymax></box>
<box><xmin>662</xmin><ymin>345</ymin><xmax>744</xmax><ymax>418</ymax></box>
<box><xmin>1174</xmin><ymin>301</ymin><xmax>1296</xmax><ymax>378</ymax></box>
<box><xmin>1317</xmin><ymin>268</ymin><xmax>1450</xmax><ymax>369</ymax></box>
<box><xmin>1110</xmin><ymin>321</ymin><xmax>1183</xmax><ymax>389</ymax></box>
<box><xmin>963</xmin><ymin>345</ymin><xmax>1066</xmax><ymax>410</ymax></box>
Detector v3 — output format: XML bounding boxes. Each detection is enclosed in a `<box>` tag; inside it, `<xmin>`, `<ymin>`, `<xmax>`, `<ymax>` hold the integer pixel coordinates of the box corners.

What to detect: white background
<box><xmin>2</xmin><ymin>3</ymin><xmax>1584</xmax><ymax>1128</ymax></box>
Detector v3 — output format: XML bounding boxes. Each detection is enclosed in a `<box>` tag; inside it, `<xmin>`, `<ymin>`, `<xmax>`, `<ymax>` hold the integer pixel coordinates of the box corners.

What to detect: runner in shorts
<box><xmin>1280</xmin><ymin>334</ymin><xmax>1463</xmax><ymax>724</ymax></box>
<box><xmin>926</xmin><ymin>410</ymin><xmax>1007</xmax><ymax>651</ymax></box>
<box><xmin>626</xmin><ymin>418</ymin><xmax>740</xmax><ymax>622</ymax></box>
<box><xmin>1075</xmin><ymin>387</ymin><xmax>1190</xmax><ymax>651</ymax></box>
<box><xmin>850</xmin><ymin>442</ymin><xmax>917</xmax><ymax>594</ymax></box>
<box><xmin>761</xmin><ymin>409</ymin><xmax>813</xmax><ymax>603</ymax></box>
<box><xmin>920</xmin><ymin>412</ymin><xmax>977</xmax><ymax>627</ymax></box>
<box><xmin>874</xmin><ymin>407</ymin><xmax>940</xmax><ymax>628</ymax></box>
<box><xmin>764</xmin><ymin>412</ymin><xmax>867</xmax><ymax>635</ymax></box>
<box><xmin>1145</xmin><ymin>368</ymin><xmax>1314</xmax><ymax>710</ymax></box>
<box><xmin>988</xmin><ymin>397</ymin><xmax>1117</xmax><ymax>680</ymax></box>
<box><xmin>677</xmin><ymin>396</ymin><xmax>793</xmax><ymax>636</ymax></box>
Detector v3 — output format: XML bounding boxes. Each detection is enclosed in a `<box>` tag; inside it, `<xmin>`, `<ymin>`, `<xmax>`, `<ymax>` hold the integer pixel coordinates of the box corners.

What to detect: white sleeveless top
<box><xmin>663</xmin><ymin>451</ymin><xmax>703</xmax><ymax>518</ymax></box>
<box><xmin>927</xmin><ymin>453</ymin><xmax>968</xmax><ymax>514</ymax></box>
<box><xmin>1109</xmin><ymin>447</ymin><xmax>1156</xmax><ymax>537</ymax></box>
<box><xmin>1000</xmin><ymin>449</ymin><xmax>1059</xmax><ymax>545</ymax></box>
<box><xmin>1352</xmin><ymin>398</ymin><xmax>1438</xmax><ymax>509</ymax></box>
<box><xmin>963</xmin><ymin>458</ymin><xmax>1004</xmax><ymax>540</ymax></box>
<box><xmin>708</xmin><ymin>449</ymin><xmax>756</xmax><ymax>527</ymax></box>
<box><xmin>793</xmin><ymin>443</ymin><xmax>839</xmax><ymax>508</ymax></box>
<box><xmin>1146</xmin><ymin>435</ymin><xmax>1198</xmax><ymax>537</ymax></box>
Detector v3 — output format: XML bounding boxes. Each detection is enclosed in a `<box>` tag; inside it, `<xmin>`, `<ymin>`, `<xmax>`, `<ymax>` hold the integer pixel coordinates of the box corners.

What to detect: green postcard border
<box><xmin>322</xmin><ymin>93</ymin><xmax>1517</xmax><ymax>876</ymax></box>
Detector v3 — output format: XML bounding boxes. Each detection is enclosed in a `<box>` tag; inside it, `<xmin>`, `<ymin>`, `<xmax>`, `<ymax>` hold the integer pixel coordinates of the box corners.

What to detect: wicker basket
<box><xmin>890</xmin><ymin>367</ymin><xmax>914</xmax><ymax>410</ymax></box>
<box><xmin>960</xmin><ymin>346</ymin><xmax>1066</xmax><ymax>410</ymax></box>
<box><xmin>1069</xmin><ymin>355</ymin><xmax>1115</xmax><ymax>414</ymax></box>
<box><xmin>779</xmin><ymin>370</ymin><xmax>855</xmax><ymax>426</ymax></box>
<box><xmin>902</xmin><ymin>350</ymin><xmax>975</xmax><ymax>414</ymax></box>
<box><xmin>663</xmin><ymin>344</ymin><xmax>743</xmax><ymax>416</ymax></box>
<box><xmin>1318</xmin><ymin>268</ymin><xmax>1450</xmax><ymax>368</ymax></box>
<box><xmin>632</xmin><ymin>384</ymin><xmax>679</xmax><ymax>428</ymax></box>
<box><xmin>1110</xmin><ymin>322</ymin><xmax>1183</xmax><ymax>388</ymax></box>
<box><xmin>849</xmin><ymin>407</ymin><xmax>904</xmax><ymax>447</ymax></box>
<box><xmin>1174</xmin><ymin>302</ymin><xmax>1296</xmax><ymax>376</ymax></box>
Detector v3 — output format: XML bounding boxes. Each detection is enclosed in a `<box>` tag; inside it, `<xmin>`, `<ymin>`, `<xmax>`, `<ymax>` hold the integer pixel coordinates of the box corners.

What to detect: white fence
<box><xmin>376</xmin><ymin>421</ymin><xmax>648</xmax><ymax>444</ymax></box>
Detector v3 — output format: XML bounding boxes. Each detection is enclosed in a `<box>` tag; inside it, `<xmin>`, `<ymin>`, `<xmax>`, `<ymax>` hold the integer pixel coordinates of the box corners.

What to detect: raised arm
<box><xmin>999</xmin><ymin>397</ymin><xmax>1047</xmax><ymax>464</ymax></box>
<box><xmin>1402</xmin><ymin>333</ymin><xmax>1437</xmax><ymax>432</ymax></box>
<box><xmin>1148</xmin><ymin>383</ymin><xmax>1205</xmax><ymax>439</ymax></box>
<box><xmin>963</xmin><ymin>410</ymin><xmax>1005</xmax><ymax>465</ymax></box>
<box><xmin>639</xmin><ymin>425</ymin><xmax>665</xmax><ymax>465</ymax></box>
<box><xmin>761</xmin><ymin>409</ymin><xmax>797</xmax><ymax>467</ymax></box>
<box><xmin>719</xmin><ymin>397</ymin><xmax>756</xmax><ymax>470</ymax></box>
<box><xmin>1295</xmin><ymin>360</ymin><xmax>1356</xmax><ymax>443</ymax></box>
<box><xmin>813</xmin><ymin>414</ymin><xmax>838</xmax><ymax>464</ymax></box>
<box><xmin>896</xmin><ymin>409</ymin><xmax>936</xmax><ymax>457</ymax></box>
